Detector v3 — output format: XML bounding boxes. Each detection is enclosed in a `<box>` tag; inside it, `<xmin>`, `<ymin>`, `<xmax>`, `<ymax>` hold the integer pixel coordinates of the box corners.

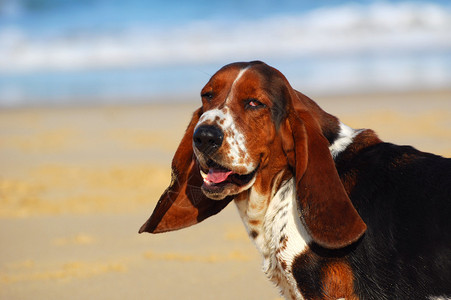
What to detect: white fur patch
<box><xmin>264</xmin><ymin>179</ymin><xmax>310</xmax><ymax>299</ymax></box>
<box><xmin>194</xmin><ymin>107</ymin><xmax>257</xmax><ymax>173</ymax></box>
<box><xmin>329</xmin><ymin>122</ymin><xmax>361</xmax><ymax>159</ymax></box>
<box><xmin>197</xmin><ymin>107</ymin><xmax>254</xmax><ymax>173</ymax></box>
<box><xmin>195</xmin><ymin>67</ymin><xmax>256</xmax><ymax>173</ymax></box>
<box><xmin>224</xmin><ymin>66</ymin><xmax>250</xmax><ymax>107</ymax></box>
<box><xmin>236</xmin><ymin>178</ymin><xmax>310</xmax><ymax>300</ymax></box>
<box><xmin>232</xmin><ymin>67</ymin><xmax>248</xmax><ymax>88</ymax></box>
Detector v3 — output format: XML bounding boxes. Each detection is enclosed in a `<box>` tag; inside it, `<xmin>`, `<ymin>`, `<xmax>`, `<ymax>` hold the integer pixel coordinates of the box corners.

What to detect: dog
<box><xmin>139</xmin><ymin>61</ymin><xmax>451</xmax><ymax>299</ymax></box>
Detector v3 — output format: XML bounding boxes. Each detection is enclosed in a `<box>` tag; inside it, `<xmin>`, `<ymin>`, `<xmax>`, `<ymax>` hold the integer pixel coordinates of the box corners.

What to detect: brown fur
<box><xmin>321</xmin><ymin>261</ymin><xmax>358</xmax><ymax>300</ymax></box>
<box><xmin>292</xmin><ymin>249</ymin><xmax>359</xmax><ymax>300</ymax></box>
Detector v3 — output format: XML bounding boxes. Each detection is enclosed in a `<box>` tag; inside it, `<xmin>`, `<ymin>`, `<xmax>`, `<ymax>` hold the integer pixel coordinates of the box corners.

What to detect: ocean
<box><xmin>0</xmin><ymin>0</ymin><xmax>450</xmax><ymax>107</ymax></box>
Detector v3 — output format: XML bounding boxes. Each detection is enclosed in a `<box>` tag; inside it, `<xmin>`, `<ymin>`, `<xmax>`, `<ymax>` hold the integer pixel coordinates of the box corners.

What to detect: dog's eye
<box><xmin>201</xmin><ymin>92</ymin><xmax>214</xmax><ymax>102</ymax></box>
<box><xmin>245</xmin><ymin>99</ymin><xmax>265</xmax><ymax>109</ymax></box>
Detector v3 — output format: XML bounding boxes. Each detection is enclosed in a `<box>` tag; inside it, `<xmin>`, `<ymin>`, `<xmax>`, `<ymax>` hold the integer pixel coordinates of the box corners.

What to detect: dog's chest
<box><xmin>235</xmin><ymin>179</ymin><xmax>311</xmax><ymax>300</ymax></box>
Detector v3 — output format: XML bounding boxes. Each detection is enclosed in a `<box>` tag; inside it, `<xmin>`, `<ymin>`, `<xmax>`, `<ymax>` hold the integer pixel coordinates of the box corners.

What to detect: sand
<box><xmin>0</xmin><ymin>91</ymin><xmax>450</xmax><ymax>300</ymax></box>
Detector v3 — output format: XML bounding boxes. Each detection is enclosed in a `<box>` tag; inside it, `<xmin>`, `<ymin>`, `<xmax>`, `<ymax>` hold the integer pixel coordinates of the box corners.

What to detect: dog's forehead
<box><xmin>233</xmin><ymin>69</ymin><xmax>264</xmax><ymax>93</ymax></box>
<box><xmin>204</xmin><ymin>66</ymin><xmax>269</xmax><ymax>104</ymax></box>
<box><xmin>199</xmin><ymin>62</ymin><xmax>289</xmax><ymax>129</ymax></box>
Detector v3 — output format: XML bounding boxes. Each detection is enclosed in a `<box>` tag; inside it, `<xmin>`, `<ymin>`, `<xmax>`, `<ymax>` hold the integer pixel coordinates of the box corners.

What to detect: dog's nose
<box><xmin>193</xmin><ymin>125</ymin><xmax>224</xmax><ymax>154</ymax></box>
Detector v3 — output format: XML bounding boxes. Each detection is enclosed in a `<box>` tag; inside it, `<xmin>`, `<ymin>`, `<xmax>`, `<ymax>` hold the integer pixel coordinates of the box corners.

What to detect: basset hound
<box><xmin>139</xmin><ymin>61</ymin><xmax>451</xmax><ymax>300</ymax></box>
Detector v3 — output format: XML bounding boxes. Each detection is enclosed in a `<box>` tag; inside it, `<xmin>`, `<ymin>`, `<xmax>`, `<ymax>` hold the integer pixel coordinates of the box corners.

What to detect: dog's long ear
<box><xmin>139</xmin><ymin>108</ymin><xmax>232</xmax><ymax>234</ymax></box>
<box><xmin>282</xmin><ymin>91</ymin><xmax>366</xmax><ymax>249</ymax></box>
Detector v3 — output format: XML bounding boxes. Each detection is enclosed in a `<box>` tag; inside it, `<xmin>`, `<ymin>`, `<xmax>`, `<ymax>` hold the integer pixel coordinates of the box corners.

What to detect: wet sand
<box><xmin>0</xmin><ymin>90</ymin><xmax>450</xmax><ymax>299</ymax></box>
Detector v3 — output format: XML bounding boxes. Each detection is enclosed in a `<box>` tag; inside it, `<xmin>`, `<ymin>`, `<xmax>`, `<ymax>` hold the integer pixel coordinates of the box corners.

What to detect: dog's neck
<box><xmin>235</xmin><ymin>176</ymin><xmax>309</xmax><ymax>299</ymax></box>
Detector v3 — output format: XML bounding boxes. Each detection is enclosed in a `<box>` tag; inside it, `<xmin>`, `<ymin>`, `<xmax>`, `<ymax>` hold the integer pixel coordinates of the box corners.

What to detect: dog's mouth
<box><xmin>199</xmin><ymin>160</ymin><xmax>257</xmax><ymax>198</ymax></box>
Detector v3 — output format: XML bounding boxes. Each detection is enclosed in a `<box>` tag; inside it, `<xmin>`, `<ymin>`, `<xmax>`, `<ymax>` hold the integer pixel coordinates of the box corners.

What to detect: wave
<box><xmin>0</xmin><ymin>1</ymin><xmax>450</xmax><ymax>73</ymax></box>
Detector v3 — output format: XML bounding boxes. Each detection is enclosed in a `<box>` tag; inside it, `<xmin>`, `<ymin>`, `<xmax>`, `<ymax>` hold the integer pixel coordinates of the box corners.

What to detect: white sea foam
<box><xmin>0</xmin><ymin>2</ymin><xmax>450</xmax><ymax>73</ymax></box>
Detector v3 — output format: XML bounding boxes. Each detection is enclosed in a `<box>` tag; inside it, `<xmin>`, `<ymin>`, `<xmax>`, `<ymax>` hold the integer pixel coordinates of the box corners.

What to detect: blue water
<box><xmin>1</xmin><ymin>0</ymin><xmax>450</xmax><ymax>106</ymax></box>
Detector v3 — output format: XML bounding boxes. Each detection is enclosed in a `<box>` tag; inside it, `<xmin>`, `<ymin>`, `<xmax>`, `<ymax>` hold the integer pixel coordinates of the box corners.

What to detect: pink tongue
<box><xmin>206</xmin><ymin>168</ymin><xmax>233</xmax><ymax>184</ymax></box>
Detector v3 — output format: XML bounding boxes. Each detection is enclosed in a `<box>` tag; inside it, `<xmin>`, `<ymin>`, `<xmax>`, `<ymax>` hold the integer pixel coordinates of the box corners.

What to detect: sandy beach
<box><xmin>1</xmin><ymin>91</ymin><xmax>450</xmax><ymax>300</ymax></box>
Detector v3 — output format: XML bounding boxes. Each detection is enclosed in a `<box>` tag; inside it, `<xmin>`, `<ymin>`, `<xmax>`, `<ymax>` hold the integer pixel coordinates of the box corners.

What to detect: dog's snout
<box><xmin>193</xmin><ymin>125</ymin><xmax>224</xmax><ymax>154</ymax></box>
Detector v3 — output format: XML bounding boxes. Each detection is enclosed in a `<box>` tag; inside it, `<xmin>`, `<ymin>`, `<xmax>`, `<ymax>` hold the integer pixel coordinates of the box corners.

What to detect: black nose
<box><xmin>193</xmin><ymin>125</ymin><xmax>224</xmax><ymax>154</ymax></box>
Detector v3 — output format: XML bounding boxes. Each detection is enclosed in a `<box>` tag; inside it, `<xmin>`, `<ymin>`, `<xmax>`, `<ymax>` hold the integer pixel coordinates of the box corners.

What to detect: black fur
<box><xmin>334</xmin><ymin>143</ymin><xmax>451</xmax><ymax>299</ymax></box>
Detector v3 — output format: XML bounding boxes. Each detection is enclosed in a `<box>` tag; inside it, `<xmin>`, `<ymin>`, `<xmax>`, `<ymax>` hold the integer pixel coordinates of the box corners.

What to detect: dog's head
<box><xmin>140</xmin><ymin>61</ymin><xmax>366</xmax><ymax>249</ymax></box>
